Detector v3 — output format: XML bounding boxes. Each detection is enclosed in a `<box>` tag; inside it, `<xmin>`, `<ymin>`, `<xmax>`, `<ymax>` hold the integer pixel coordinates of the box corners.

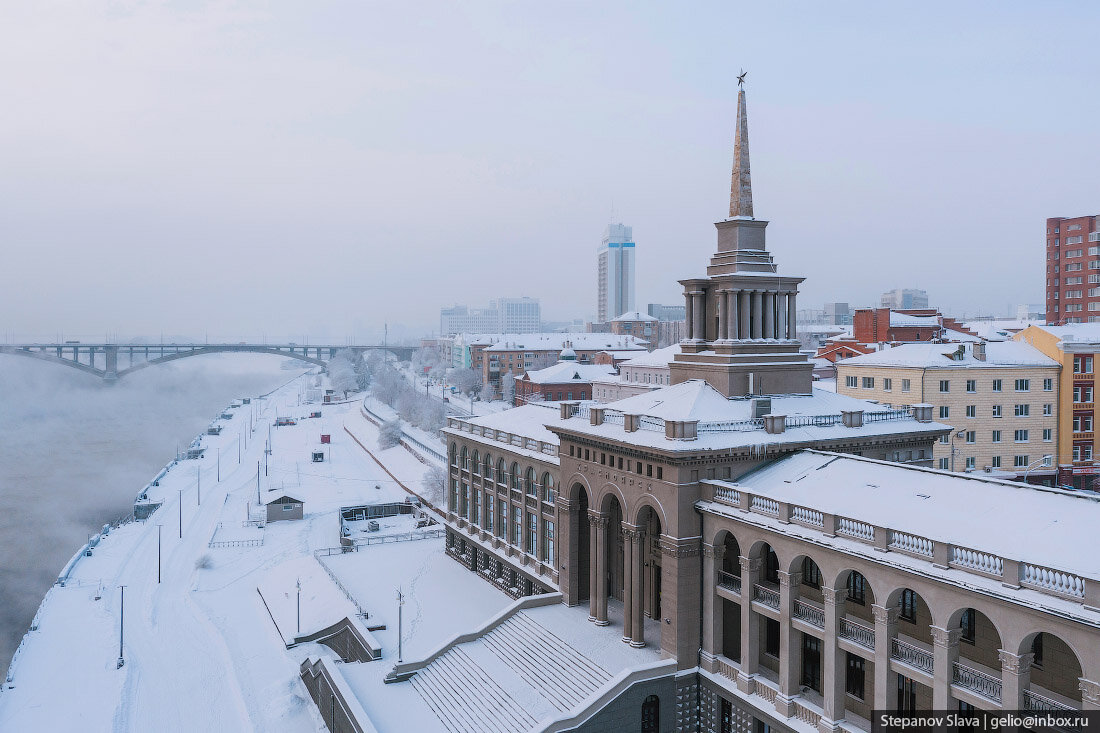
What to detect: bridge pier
<box><xmin>104</xmin><ymin>345</ymin><xmax>118</xmax><ymax>381</ymax></box>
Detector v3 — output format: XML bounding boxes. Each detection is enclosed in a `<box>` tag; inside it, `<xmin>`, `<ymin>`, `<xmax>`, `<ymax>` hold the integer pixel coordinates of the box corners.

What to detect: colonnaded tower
<box><xmin>670</xmin><ymin>84</ymin><xmax>814</xmax><ymax>397</ymax></box>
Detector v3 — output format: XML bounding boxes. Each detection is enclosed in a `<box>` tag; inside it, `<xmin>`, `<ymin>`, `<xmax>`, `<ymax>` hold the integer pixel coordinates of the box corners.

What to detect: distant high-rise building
<box><xmin>497</xmin><ymin>297</ymin><xmax>541</xmax><ymax>333</ymax></box>
<box><xmin>880</xmin><ymin>288</ymin><xmax>929</xmax><ymax>310</ymax></box>
<box><xmin>823</xmin><ymin>301</ymin><xmax>851</xmax><ymax>325</ymax></box>
<box><xmin>439</xmin><ymin>297</ymin><xmax>541</xmax><ymax>336</ymax></box>
<box><xmin>597</xmin><ymin>223</ymin><xmax>635</xmax><ymax>323</ymax></box>
<box><xmin>646</xmin><ymin>303</ymin><xmax>686</xmax><ymax>321</ymax></box>
<box><xmin>1046</xmin><ymin>214</ymin><xmax>1100</xmax><ymax>325</ymax></box>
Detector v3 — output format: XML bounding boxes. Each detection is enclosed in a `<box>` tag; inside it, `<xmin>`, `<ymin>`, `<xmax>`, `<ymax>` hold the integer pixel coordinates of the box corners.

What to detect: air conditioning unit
<box><xmin>751</xmin><ymin>397</ymin><xmax>772</xmax><ymax>419</ymax></box>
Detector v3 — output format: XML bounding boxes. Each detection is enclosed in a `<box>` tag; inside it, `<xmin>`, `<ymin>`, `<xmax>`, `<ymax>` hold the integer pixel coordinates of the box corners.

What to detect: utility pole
<box><xmin>238</xmin><ymin>433</ymin><xmax>241</xmax><ymax>464</ymax></box>
<box><xmin>157</xmin><ymin>524</ymin><xmax>162</xmax><ymax>583</ymax></box>
<box><xmin>217</xmin><ymin>447</ymin><xmax>220</xmax><ymax>482</ymax></box>
<box><xmin>197</xmin><ymin>465</ymin><xmax>201</xmax><ymax>505</ymax></box>
<box><xmin>297</xmin><ymin>578</ymin><xmax>302</xmax><ymax>634</ymax></box>
<box><xmin>178</xmin><ymin>489</ymin><xmax>183</xmax><ymax>538</ymax></box>
<box><xmin>256</xmin><ymin>461</ymin><xmax>261</xmax><ymax>504</ymax></box>
<box><xmin>116</xmin><ymin>585</ymin><xmax>126</xmax><ymax>669</ymax></box>
<box><xmin>397</xmin><ymin>588</ymin><xmax>404</xmax><ymax>663</ymax></box>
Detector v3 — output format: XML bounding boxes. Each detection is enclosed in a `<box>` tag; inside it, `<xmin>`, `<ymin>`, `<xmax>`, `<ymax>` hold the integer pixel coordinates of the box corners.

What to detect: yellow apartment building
<box><xmin>836</xmin><ymin>341</ymin><xmax>1060</xmax><ymax>483</ymax></box>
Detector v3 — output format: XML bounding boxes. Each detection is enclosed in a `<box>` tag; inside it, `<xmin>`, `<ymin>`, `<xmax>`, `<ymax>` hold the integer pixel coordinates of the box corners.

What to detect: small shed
<box><xmin>266</xmin><ymin>495</ymin><xmax>304</xmax><ymax>522</ymax></box>
<box><xmin>311</xmin><ymin>447</ymin><xmax>325</xmax><ymax>463</ymax></box>
<box><xmin>207</xmin><ymin>425</ymin><xmax>222</xmax><ymax>435</ymax></box>
<box><xmin>320</xmin><ymin>434</ymin><xmax>331</xmax><ymax>444</ymax></box>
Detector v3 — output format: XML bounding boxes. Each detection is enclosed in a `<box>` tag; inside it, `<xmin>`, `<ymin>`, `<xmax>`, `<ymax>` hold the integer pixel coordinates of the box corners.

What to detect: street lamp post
<box><xmin>157</xmin><ymin>524</ymin><xmax>162</xmax><ymax>583</ymax></box>
<box><xmin>297</xmin><ymin>578</ymin><xmax>301</xmax><ymax>634</ymax></box>
<box><xmin>116</xmin><ymin>585</ymin><xmax>126</xmax><ymax>669</ymax></box>
<box><xmin>397</xmin><ymin>588</ymin><xmax>405</xmax><ymax>663</ymax></box>
<box><xmin>1023</xmin><ymin>455</ymin><xmax>1054</xmax><ymax>485</ymax></box>
<box><xmin>178</xmin><ymin>489</ymin><xmax>182</xmax><ymax>538</ymax></box>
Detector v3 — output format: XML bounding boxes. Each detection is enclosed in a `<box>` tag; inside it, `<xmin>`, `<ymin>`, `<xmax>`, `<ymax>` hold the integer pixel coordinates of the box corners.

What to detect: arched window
<box><xmin>764</xmin><ymin>546</ymin><xmax>780</xmax><ymax>584</ymax></box>
<box><xmin>525</xmin><ymin>467</ymin><xmax>537</xmax><ymax>495</ymax></box>
<box><xmin>471</xmin><ymin>450</ymin><xmax>480</xmax><ymax>474</ymax></box>
<box><xmin>497</xmin><ymin>459</ymin><xmax>507</xmax><ymax>484</ymax></box>
<box><xmin>641</xmin><ymin>694</ymin><xmax>659</xmax><ymax>732</ymax></box>
<box><xmin>541</xmin><ymin>472</ymin><xmax>555</xmax><ymax>503</ymax></box>
<box><xmin>510</xmin><ymin>463</ymin><xmax>520</xmax><ymax>490</ymax></box>
<box><xmin>483</xmin><ymin>453</ymin><xmax>492</xmax><ymax>476</ymax></box>
<box><xmin>459</xmin><ymin>445</ymin><xmax>468</xmax><ymax>469</ymax></box>
<box><xmin>450</xmin><ymin>442</ymin><xmax>457</xmax><ymax>466</ymax></box>
<box><xmin>847</xmin><ymin>571</ymin><xmax>866</xmax><ymax>605</ymax></box>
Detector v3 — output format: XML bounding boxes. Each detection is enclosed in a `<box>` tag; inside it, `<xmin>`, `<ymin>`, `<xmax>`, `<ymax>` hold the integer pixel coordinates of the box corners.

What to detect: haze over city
<box><xmin>3</xmin><ymin>2</ymin><xmax>1098</xmax><ymax>341</ymax></box>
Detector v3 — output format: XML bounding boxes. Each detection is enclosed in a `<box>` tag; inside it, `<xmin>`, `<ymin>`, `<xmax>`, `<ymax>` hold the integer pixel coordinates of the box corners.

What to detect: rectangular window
<box><xmin>939</xmin><ymin>405</ymin><xmax>950</xmax><ymax>419</ymax></box>
<box><xmin>1043</xmin><ymin>428</ymin><xmax>1052</xmax><ymax>442</ymax></box>
<box><xmin>965</xmin><ymin>456</ymin><xmax>976</xmax><ymax>470</ymax></box>
<box><xmin>801</xmin><ymin>636</ymin><xmax>822</xmax><ymax>694</ymax></box>
<box><xmin>939</xmin><ymin>434</ymin><xmax>950</xmax><ymax>444</ymax></box>
<box><xmin>939</xmin><ymin>380</ymin><xmax>950</xmax><ymax>393</ymax></box>
<box><xmin>992</xmin><ymin>430</ymin><xmax>1001</xmax><ymax>443</ymax></box>
<box><xmin>992</xmin><ymin>404</ymin><xmax>1002</xmax><ymax>418</ymax></box>
<box><xmin>966</xmin><ymin>405</ymin><xmax>976</xmax><ymax>418</ymax></box>
<box><xmin>1014</xmin><ymin>455</ymin><xmax>1029</xmax><ymax>468</ymax></box>
<box><xmin>845</xmin><ymin>375</ymin><xmax>858</xmax><ymax>388</ymax></box>
<box><xmin>485</xmin><ymin>493</ymin><xmax>493</xmax><ymax>532</ymax></box>
<box><xmin>1085</xmin><ymin>445</ymin><xmax>1094</xmax><ymax>460</ymax></box>
<box><xmin>901</xmin><ymin>379</ymin><xmax>911</xmax><ymax>392</ymax></box>
<box><xmin>764</xmin><ymin>618</ymin><xmax>780</xmax><ymax>657</ymax></box>
<box><xmin>862</xmin><ymin>377</ymin><xmax>875</xmax><ymax>389</ymax></box>
<box><xmin>498</xmin><ymin>500</ymin><xmax>507</xmax><ymax>538</ymax></box>
<box><xmin>938</xmin><ymin>458</ymin><xmax>950</xmax><ymax>470</ymax></box>
<box><xmin>965</xmin><ymin>380</ymin><xmax>976</xmax><ymax>393</ymax></box>
<box><xmin>883</xmin><ymin>378</ymin><xmax>892</xmax><ymax>391</ymax></box>
<box><xmin>656</xmin><ymin>466</ymin><xmax>663</xmax><ymax>480</ymax></box>
<box><xmin>1015</xmin><ymin>379</ymin><xmax>1030</xmax><ymax>392</ymax></box>
<box><xmin>992</xmin><ymin>379</ymin><xmax>1002</xmax><ymax>392</ymax></box>
<box><xmin>1042</xmin><ymin>403</ymin><xmax>1052</xmax><ymax>415</ymax></box>
<box><xmin>1015</xmin><ymin>404</ymin><xmax>1030</xmax><ymax>417</ymax></box>
<box><xmin>965</xmin><ymin>430</ymin><xmax>976</xmax><ymax>444</ymax></box>
<box><xmin>526</xmin><ymin>512</ymin><xmax>537</xmax><ymax>554</ymax></box>
<box><xmin>1074</xmin><ymin>356</ymin><xmax>1094</xmax><ymax>374</ymax></box>
<box><xmin>1014</xmin><ymin>429</ymin><xmax>1029</xmax><ymax>442</ymax></box>
<box><xmin>541</xmin><ymin>518</ymin><xmax>554</xmax><ymax>564</ymax></box>
<box><xmin>512</xmin><ymin>506</ymin><xmax>521</xmax><ymax>545</ymax></box>
<box><xmin>846</xmin><ymin>654</ymin><xmax>865</xmax><ymax>700</ymax></box>
<box><xmin>991</xmin><ymin>456</ymin><xmax>1001</xmax><ymax>468</ymax></box>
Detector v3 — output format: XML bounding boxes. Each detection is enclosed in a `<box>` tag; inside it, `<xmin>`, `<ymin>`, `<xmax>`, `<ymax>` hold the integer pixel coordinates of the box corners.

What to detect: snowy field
<box><xmin>0</xmin><ymin>372</ymin><xmax>473</xmax><ymax>733</ymax></box>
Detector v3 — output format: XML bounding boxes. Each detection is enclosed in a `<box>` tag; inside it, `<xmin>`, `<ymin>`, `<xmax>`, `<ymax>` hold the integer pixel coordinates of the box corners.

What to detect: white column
<box><xmin>821</xmin><ymin>586</ymin><xmax>846</xmax><ymax>731</ymax></box>
<box><xmin>873</xmin><ymin>604</ymin><xmax>899</xmax><ymax>711</ymax></box>
<box><xmin>621</xmin><ymin>523</ymin><xmax>636</xmax><ymax>643</ymax></box>
<box><xmin>739</xmin><ymin>290</ymin><xmax>751</xmax><ymax>341</ymax></box>
<box><xmin>684</xmin><ymin>292</ymin><xmax>694</xmax><ymax>340</ymax></box>
<box><xmin>718</xmin><ymin>291</ymin><xmax>728</xmax><ymax>340</ymax></box>
<box><xmin>787</xmin><ymin>292</ymin><xmax>798</xmax><ymax>339</ymax></box>
<box><xmin>730</xmin><ymin>290</ymin><xmax>740</xmax><ymax>340</ymax></box>
<box><xmin>701</xmin><ymin>543</ymin><xmax>722</xmax><ymax>672</ymax></box>
<box><xmin>777</xmin><ymin>293</ymin><xmax>788</xmax><ymax>341</ymax></box>
<box><xmin>692</xmin><ymin>292</ymin><xmax>706</xmax><ymax>342</ymax></box>
<box><xmin>931</xmin><ymin>625</ymin><xmax>961</xmax><ymax>709</ymax></box>
<box><xmin>998</xmin><ymin>649</ymin><xmax>1032</xmax><ymax>710</ymax></box>
<box><xmin>763</xmin><ymin>291</ymin><xmax>776</xmax><ymax>339</ymax></box>
<box><xmin>629</xmin><ymin>529</ymin><xmax>645</xmax><ymax>648</ymax></box>
<box><xmin>776</xmin><ymin>570</ymin><xmax>800</xmax><ymax>717</ymax></box>
<box><xmin>737</xmin><ymin>556</ymin><xmax>760</xmax><ymax>693</ymax></box>
<box><xmin>751</xmin><ymin>291</ymin><xmax>763</xmax><ymax>339</ymax></box>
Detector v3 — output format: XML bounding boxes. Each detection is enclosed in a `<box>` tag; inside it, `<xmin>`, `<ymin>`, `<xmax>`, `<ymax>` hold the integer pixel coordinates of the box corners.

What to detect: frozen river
<box><xmin>0</xmin><ymin>354</ymin><xmax>307</xmax><ymax>668</ymax></box>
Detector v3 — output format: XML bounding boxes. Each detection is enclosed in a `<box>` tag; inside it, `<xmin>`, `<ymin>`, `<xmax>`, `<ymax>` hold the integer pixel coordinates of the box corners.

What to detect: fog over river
<box><xmin>0</xmin><ymin>354</ymin><xmax>307</xmax><ymax>668</ymax></box>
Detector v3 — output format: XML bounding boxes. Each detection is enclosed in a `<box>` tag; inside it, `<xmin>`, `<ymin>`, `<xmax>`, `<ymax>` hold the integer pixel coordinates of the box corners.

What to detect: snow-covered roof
<box><xmin>836</xmin><ymin>341</ymin><xmax>1058</xmax><ymax>369</ymax></box>
<box><xmin>722</xmin><ymin>450</ymin><xmax>1100</xmax><ymax>580</ymax></box>
<box><xmin>889</xmin><ymin>313</ymin><xmax>941</xmax><ymax>328</ymax></box>
<box><xmin>457</xmin><ymin>404</ymin><xmax>561</xmax><ymax>446</ymax></box>
<box><xmin>618</xmin><ymin>344</ymin><xmax>681</xmax><ymax>368</ymax></box>
<box><xmin>482</xmin><ymin>333</ymin><xmax>646</xmax><ymax>352</ymax></box>
<box><xmin>601</xmin><ymin>380</ymin><xmax>733</xmax><ymax>422</ymax></box>
<box><xmin>1027</xmin><ymin>323</ymin><xmax>1100</xmax><ymax>345</ymax></box>
<box><xmin>520</xmin><ymin>361</ymin><xmax>616</xmax><ymax>385</ymax></box>
<box><xmin>611</xmin><ymin>310</ymin><xmax>658</xmax><ymax>322</ymax></box>
<box><xmin>941</xmin><ymin>328</ymin><xmax>982</xmax><ymax>343</ymax></box>
<box><xmin>963</xmin><ymin>320</ymin><xmax>1043</xmax><ymax>342</ymax></box>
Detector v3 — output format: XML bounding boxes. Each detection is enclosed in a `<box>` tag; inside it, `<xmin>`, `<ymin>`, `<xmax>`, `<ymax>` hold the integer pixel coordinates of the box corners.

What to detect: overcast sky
<box><xmin>2</xmin><ymin>1</ymin><xmax>1097</xmax><ymax>342</ymax></box>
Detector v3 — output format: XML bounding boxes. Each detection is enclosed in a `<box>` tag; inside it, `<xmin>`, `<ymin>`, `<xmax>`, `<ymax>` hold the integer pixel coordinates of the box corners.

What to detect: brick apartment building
<box><xmin>851</xmin><ymin>308</ymin><xmax>980</xmax><ymax>345</ymax></box>
<box><xmin>1046</xmin><ymin>215</ymin><xmax>1100</xmax><ymax>325</ymax></box>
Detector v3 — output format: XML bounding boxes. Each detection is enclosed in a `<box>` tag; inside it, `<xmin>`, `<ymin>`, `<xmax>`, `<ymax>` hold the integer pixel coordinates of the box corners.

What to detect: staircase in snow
<box><xmin>410</xmin><ymin>611</ymin><xmax>613</xmax><ymax>733</ymax></box>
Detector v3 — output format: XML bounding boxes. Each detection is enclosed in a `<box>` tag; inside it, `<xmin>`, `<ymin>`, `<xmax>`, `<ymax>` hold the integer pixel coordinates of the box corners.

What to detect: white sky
<box><xmin>1</xmin><ymin>2</ymin><xmax>1097</xmax><ymax>342</ymax></box>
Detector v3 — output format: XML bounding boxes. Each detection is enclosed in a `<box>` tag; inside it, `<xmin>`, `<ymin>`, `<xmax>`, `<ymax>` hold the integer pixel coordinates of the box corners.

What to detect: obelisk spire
<box><xmin>728</xmin><ymin>74</ymin><xmax>753</xmax><ymax>219</ymax></box>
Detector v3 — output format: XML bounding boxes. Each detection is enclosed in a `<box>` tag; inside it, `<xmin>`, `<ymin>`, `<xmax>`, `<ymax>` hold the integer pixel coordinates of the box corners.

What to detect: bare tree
<box><xmin>377</xmin><ymin>419</ymin><xmax>403</xmax><ymax>450</ymax></box>
<box><xmin>422</xmin><ymin>464</ymin><xmax>447</xmax><ymax>506</ymax></box>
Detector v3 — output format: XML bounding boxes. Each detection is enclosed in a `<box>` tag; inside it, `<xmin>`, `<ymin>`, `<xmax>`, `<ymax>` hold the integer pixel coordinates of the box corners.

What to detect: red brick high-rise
<box><xmin>1047</xmin><ymin>215</ymin><xmax>1100</xmax><ymax>325</ymax></box>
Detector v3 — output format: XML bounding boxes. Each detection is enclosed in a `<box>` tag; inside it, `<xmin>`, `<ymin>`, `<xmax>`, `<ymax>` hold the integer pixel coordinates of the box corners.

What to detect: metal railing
<box><xmin>839</xmin><ymin>618</ymin><xmax>875</xmax><ymax>650</ymax></box>
<box><xmin>952</xmin><ymin>662</ymin><xmax>1002</xmax><ymax>702</ymax></box>
<box><xmin>753</xmin><ymin>583</ymin><xmax>780</xmax><ymax>609</ymax></box>
<box><xmin>717</xmin><ymin>570</ymin><xmax>741</xmax><ymax>595</ymax></box>
<box><xmin>890</xmin><ymin>638</ymin><xmax>933</xmax><ymax>673</ymax></box>
<box><xmin>1024</xmin><ymin>688</ymin><xmax>1078</xmax><ymax>713</ymax></box>
<box><xmin>793</xmin><ymin>599</ymin><xmax>824</xmax><ymax>628</ymax></box>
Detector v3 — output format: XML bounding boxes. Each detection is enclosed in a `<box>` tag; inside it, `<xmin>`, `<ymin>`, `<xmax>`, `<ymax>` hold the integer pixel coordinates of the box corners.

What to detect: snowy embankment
<box><xmin>0</xmin><ymin>373</ymin><xmax>428</xmax><ymax>733</ymax></box>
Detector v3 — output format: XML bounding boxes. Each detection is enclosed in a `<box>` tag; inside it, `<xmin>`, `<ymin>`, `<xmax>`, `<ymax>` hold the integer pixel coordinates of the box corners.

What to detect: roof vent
<box><xmin>973</xmin><ymin>342</ymin><xmax>986</xmax><ymax>361</ymax></box>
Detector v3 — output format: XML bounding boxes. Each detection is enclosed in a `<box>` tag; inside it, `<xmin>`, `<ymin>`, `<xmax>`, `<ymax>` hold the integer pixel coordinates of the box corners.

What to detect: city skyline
<box><xmin>1</xmin><ymin>3</ymin><xmax>1098</xmax><ymax>340</ymax></box>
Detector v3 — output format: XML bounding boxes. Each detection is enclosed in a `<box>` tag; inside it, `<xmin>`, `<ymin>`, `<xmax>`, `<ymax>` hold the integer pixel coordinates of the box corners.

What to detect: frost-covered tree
<box><xmin>501</xmin><ymin>370</ymin><xmax>515</xmax><ymax>406</ymax></box>
<box><xmin>422</xmin><ymin>464</ymin><xmax>447</xmax><ymax>506</ymax></box>
<box><xmin>377</xmin><ymin>420</ymin><xmax>403</xmax><ymax>450</ymax></box>
<box><xmin>329</xmin><ymin>349</ymin><xmax>361</xmax><ymax>397</ymax></box>
<box><xmin>449</xmin><ymin>367</ymin><xmax>481</xmax><ymax>396</ymax></box>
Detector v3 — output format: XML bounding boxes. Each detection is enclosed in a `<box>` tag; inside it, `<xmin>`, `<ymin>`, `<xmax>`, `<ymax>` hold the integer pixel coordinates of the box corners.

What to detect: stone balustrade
<box><xmin>705</xmin><ymin>480</ymin><xmax>1100</xmax><ymax>611</ymax></box>
<box><xmin>446</xmin><ymin>417</ymin><xmax>558</xmax><ymax>457</ymax></box>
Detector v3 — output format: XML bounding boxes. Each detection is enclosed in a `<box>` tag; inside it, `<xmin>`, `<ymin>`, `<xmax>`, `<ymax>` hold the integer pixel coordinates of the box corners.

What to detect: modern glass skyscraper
<box><xmin>597</xmin><ymin>223</ymin><xmax>635</xmax><ymax>323</ymax></box>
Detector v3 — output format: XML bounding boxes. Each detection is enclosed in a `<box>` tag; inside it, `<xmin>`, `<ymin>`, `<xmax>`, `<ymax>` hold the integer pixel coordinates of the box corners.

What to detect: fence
<box><xmin>208</xmin><ymin>522</ymin><xmax>265</xmax><ymax>549</ymax></box>
<box><xmin>313</xmin><ymin>551</ymin><xmax>369</xmax><ymax>618</ymax></box>
<box><xmin>361</xmin><ymin>399</ymin><xmax>447</xmax><ymax>463</ymax></box>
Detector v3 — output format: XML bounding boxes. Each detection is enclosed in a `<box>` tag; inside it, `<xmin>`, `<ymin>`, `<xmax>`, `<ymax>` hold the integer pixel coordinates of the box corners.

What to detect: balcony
<box><xmin>1024</xmin><ymin>688</ymin><xmax>1079</xmax><ymax>713</ymax></box>
<box><xmin>952</xmin><ymin>661</ymin><xmax>1002</xmax><ymax>703</ymax></box>
<box><xmin>890</xmin><ymin>636</ymin><xmax>934</xmax><ymax>675</ymax></box>
<box><xmin>717</xmin><ymin>570</ymin><xmax>741</xmax><ymax>595</ymax></box>
<box><xmin>839</xmin><ymin>617</ymin><xmax>875</xmax><ymax>650</ymax></box>
<box><xmin>793</xmin><ymin>598</ymin><xmax>824</xmax><ymax>628</ymax></box>
<box><xmin>752</xmin><ymin>583</ymin><xmax>780</xmax><ymax>610</ymax></box>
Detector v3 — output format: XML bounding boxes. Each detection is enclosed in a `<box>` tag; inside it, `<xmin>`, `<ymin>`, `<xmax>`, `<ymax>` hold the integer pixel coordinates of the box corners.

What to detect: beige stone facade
<box><xmin>836</xmin><ymin>348</ymin><xmax>1060</xmax><ymax>481</ymax></box>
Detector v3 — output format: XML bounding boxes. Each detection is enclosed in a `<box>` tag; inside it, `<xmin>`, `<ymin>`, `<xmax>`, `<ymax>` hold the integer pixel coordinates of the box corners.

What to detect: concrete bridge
<box><xmin>0</xmin><ymin>342</ymin><xmax>417</xmax><ymax>382</ymax></box>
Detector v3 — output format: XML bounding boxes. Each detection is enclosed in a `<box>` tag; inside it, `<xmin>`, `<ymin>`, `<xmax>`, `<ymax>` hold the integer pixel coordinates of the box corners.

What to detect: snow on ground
<box><xmin>0</xmin><ymin>374</ymin><xmax>448</xmax><ymax>732</ymax></box>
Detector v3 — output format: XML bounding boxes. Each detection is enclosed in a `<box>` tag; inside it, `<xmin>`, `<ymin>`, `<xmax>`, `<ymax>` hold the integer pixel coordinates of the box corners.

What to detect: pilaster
<box><xmin>931</xmin><ymin>625</ymin><xmax>961</xmax><ymax>708</ymax></box>
<box><xmin>998</xmin><ymin>649</ymin><xmax>1032</xmax><ymax>710</ymax></box>
<box><xmin>872</xmin><ymin>604</ymin><xmax>899</xmax><ymax>711</ymax></box>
